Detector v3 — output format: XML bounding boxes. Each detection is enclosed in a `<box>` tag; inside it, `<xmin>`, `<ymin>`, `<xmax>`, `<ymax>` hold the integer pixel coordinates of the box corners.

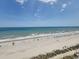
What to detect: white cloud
<box><xmin>60</xmin><ymin>3</ymin><xmax>67</xmax><ymax>12</ymax></box>
<box><xmin>62</xmin><ymin>3</ymin><xmax>67</xmax><ymax>8</ymax></box>
<box><xmin>16</xmin><ymin>0</ymin><xmax>27</xmax><ymax>5</ymax></box>
<box><xmin>39</xmin><ymin>0</ymin><xmax>57</xmax><ymax>5</ymax></box>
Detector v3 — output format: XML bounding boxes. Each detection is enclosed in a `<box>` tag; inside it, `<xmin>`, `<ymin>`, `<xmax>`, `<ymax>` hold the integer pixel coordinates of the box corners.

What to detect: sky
<box><xmin>0</xmin><ymin>0</ymin><xmax>79</xmax><ymax>27</ymax></box>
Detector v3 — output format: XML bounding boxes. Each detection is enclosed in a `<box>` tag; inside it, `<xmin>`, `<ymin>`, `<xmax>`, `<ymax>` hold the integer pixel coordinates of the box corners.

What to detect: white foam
<box><xmin>0</xmin><ymin>31</ymin><xmax>79</xmax><ymax>43</ymax></box>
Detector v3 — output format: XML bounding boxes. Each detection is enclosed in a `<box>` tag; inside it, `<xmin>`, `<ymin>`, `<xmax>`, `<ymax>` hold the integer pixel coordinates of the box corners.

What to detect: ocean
<box><xmin>0</xmin><ymin>27</ymin><xmax>79</xmax><ymax>40</ymax></box>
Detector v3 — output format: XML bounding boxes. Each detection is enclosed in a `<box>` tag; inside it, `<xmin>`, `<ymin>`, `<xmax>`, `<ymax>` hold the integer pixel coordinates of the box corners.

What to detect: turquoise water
<box><xmin>0</xmin><ymin>27</ymin><xmax>79</xmax><ymax>39</ymax></box>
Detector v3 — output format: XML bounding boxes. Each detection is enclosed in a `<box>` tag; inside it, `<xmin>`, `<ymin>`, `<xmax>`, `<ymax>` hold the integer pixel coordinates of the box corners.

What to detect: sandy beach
<box><xmin>0</xmin><ymin>31</ymin><xmax>79</xmax><ymax>59</ymax></box>
<box><xmin>0</xmin><ymin>0</ymin><xmax>79</xmax><ymax>58</ymax></box>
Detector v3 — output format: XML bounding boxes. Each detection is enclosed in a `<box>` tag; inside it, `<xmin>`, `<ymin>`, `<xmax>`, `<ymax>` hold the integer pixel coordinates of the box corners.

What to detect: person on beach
<box><xmin>37</xmin><ymin>38</ymin><xmax>39</xmax><ymax>41</ymax></box>
<box><xmin>12</xmin><ymin>42</ymin><xmax>15</xmax><ymax>46</ymax></box>
<box><xmin>0</xmin><ymin>45</ymin><xmax>1</xmax><ymax>47</ymax></box>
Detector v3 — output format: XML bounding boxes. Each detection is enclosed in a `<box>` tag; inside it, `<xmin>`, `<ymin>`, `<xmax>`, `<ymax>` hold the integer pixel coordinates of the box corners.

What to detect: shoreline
<box><xmin>0</xmin><ymin>31</ymin><xmax>79</xmax><ymax>43</ymax></box>
<box><xmin>0</xmin><ymin>31</ymin><xmax>79</xmax><ymax>59</ymax></box>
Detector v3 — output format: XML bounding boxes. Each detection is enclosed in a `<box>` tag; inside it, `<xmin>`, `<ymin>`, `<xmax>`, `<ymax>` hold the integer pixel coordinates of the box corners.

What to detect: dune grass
<box><xmin>30</xmin><ymin>44</ymin><xmax>79</xmax><ymax>59</ymax></box>
<box><xmin>62</xmin><ymin>53</ymin><xmax>79</xmax><ymax>59</ymax></box>
<box><xmin>62</xmin><ymin>55</ymin><xmax>75</xmax><ymax>59</ymax></box>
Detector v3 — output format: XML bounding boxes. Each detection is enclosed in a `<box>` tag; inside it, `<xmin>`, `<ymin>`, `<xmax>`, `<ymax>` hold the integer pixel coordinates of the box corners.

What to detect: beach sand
<box><xmin>0</xmin><ymin>31</ymin><xmax>79</xmax><ymax>59</ymax></box>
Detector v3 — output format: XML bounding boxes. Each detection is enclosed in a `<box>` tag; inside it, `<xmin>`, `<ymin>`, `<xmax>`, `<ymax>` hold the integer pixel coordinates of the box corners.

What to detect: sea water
<box><xmin>0</xmin><ymin>27</ymin><xmax>79</xmax><ymax>40</ymax></box>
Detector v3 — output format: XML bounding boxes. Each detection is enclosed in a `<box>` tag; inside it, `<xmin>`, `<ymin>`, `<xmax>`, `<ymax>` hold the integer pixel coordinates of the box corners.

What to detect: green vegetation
<box><xmin>62</xmin><ymin>55</ymin><xmax>74</xmax><ymax>59</ymax></box>
<box><xmin>62</xmin><ymin>53</ymin><xmax>79</xmax><ymax>59</ymax></box>
<box><xmin>30</xmin><ymin>44</ymin><xmax>79</xmax><ymax>59</ymax></box>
